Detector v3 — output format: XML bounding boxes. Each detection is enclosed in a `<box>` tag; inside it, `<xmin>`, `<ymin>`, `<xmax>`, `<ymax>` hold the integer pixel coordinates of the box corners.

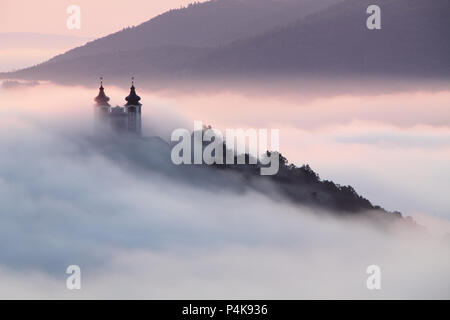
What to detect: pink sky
<box><xmin>0</xmin><ymin>0</ymin><xmax>200</xmax><ymax>37</ymax></box>
<box><xmin>0</xmin><ymin>0</ymin><xmax>202</xmax><ymax>71</ymax></box>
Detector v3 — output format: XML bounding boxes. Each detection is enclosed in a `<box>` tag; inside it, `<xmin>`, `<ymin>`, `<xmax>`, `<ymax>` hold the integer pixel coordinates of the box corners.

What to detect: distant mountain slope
<box><xmin>195</xmin><ymin>0</ymin><xmax>450</xmax><ymax>76</ymax></box>
<box><xmin>44</xmin><ymin>0</ymin><xmax>341</xmax><ymax>64</ymax></box>
<box><xmin>6</xmin><ymin>46</ymin><xmax>212</xmax><ymax>85</ymax></box>
<box><xmin>3</xmin><ymin>0</ymin><xmax>449</xmax><ymax>82</ymax></box>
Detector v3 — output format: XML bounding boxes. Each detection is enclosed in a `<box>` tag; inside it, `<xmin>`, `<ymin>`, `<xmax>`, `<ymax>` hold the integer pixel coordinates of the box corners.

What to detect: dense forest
<box><xmin>91</xmin><ymin>130</ymin><xmax>417</xmax><ymax>230</ymax></box>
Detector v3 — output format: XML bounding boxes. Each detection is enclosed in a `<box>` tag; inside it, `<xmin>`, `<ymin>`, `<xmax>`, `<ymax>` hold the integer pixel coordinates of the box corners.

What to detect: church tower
<box><xmin>124</xmin><ymin>77</ymin><xmax>142</xmax><ymax>136</ymax></box>
<box><xmin>94</xmin><ymin>77</ymin><xmax>110</xmax><ymax>128</ymax></box>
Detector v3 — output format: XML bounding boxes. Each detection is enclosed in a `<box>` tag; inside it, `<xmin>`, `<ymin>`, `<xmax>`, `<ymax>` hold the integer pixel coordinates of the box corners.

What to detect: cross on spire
<box><xmin>94</xmin><ymin>76</ymin><xmax>110</xmax><ymax>106</ymax></box>
<box><xmin>125</xmin><ymin>76</ymin><xmax>141</xmax><ymax>106</ymax></box>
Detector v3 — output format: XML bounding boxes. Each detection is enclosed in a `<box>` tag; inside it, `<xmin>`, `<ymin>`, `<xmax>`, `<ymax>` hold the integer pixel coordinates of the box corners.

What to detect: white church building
<box><xmin>94</xmin><ymin>77</ymin><xmax>142</xmax><ymax>135</ymax></box>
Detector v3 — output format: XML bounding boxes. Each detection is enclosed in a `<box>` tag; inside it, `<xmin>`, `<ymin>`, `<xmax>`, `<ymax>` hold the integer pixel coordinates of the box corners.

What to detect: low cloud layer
<box><xmin>0</xmin><ymin>83</ymin><xmax>449</xmax><ymax>299</ymax></box>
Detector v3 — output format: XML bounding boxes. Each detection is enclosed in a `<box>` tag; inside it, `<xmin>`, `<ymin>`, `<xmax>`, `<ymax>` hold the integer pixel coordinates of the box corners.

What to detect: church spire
<box><xmin>125</xmin><ymin>77</ymin><xmax>141</xmax><ymax>106</ymax></box>
<box><xmin>94</xmin><ymin>77</ymin><xmax>110</xmax><ymax>106</ymax></box>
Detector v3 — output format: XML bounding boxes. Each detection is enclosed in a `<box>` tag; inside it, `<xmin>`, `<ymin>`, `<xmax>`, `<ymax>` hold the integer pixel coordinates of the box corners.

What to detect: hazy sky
<box><xmin>0</xmin><ymin>0</ymin><xmax>200</xmax><ymax>37</ymax></box>
<box><xmin>0</xmin><ymin>0</ymin><xmax>203</xmax><ymax>71</ymax></box>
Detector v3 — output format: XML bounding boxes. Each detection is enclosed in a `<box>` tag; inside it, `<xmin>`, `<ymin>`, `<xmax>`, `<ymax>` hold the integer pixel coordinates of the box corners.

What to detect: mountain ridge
<box><xmin>42</xmin><ymin>0</ymin><xmax>342</xmax><ymax>64</ymax></box>
<box><xmin>93</xmin><ymin>133</ymin><xmax>419</xmax><ymax>231</ymax></box>
<box><xmin>2</xmin><ymin>0</ymin><xmax>449</xmax><ymax>83</ymax></box>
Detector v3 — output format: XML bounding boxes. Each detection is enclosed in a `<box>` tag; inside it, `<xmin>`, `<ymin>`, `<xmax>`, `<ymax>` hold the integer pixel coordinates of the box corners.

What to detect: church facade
<box><xmin>94</xmin><ymin>78</ymin><xmax>142</xmax><ymax>135</ymax></box>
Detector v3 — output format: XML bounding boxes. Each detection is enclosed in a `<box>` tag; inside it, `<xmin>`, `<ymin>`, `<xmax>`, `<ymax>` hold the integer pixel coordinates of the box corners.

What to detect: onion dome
<box><xmin>125</xmin><ymin>77</ymin><xmax>142</xmax><ymax>106</ymax></box>
<box><xmin>94</xmin><ymin>77</ymin><xmax>110</xmax><ymax>106</ymax></box>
